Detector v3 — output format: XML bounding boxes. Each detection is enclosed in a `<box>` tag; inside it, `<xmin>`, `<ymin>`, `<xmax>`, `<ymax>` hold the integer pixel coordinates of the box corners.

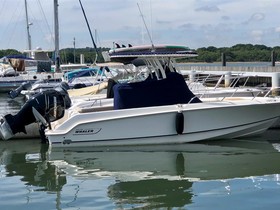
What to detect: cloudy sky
<box><xmin>1</xmin><ymin>0</ymin><xmax>280</xmax><ymax>51</ymax></box>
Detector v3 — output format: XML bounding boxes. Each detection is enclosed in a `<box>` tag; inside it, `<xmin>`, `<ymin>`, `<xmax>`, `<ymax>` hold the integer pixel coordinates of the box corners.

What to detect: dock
<box><xmin>178</xmin><ymin>64</ymin><xmax>280</xmax><ymax>89</ymax></box>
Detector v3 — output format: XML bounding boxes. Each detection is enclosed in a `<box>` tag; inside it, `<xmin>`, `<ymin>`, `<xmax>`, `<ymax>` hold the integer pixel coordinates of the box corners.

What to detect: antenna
<box><xmin>137</xmin><ymin>2</ymin><xmax>155</xmax><ymax>51</ymax></box>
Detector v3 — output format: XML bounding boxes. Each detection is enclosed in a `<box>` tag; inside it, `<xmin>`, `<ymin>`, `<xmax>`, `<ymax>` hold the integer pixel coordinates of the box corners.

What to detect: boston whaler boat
<box><xmin>1</xmin><ymin>44</ymin><xmax>280</xmax><ymax>147</ymax></box>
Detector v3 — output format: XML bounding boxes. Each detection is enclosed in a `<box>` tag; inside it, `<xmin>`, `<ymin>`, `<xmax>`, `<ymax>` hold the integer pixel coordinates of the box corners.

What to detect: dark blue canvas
<box><xmin>113</xmin><ymin>72</ymin><xmax>201</xmax><ymax>109</ymax></box>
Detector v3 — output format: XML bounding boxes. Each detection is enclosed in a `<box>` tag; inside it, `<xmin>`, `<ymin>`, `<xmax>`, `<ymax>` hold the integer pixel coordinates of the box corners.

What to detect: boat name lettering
<box><xmin>74</xmin><ymin>128</ymin><xmax>101</xmax><ymax>135</ymax></box>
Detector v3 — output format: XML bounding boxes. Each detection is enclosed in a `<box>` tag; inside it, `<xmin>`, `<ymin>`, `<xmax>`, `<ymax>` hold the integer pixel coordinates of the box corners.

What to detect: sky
<box><xmin>1</xmin><ymin>0</ymin><xmax>280</xmax><ymax>51</ymax></box>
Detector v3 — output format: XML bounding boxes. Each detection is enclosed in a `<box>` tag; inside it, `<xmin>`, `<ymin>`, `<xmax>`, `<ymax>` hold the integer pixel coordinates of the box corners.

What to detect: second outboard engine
<box><xmin>9</xmin><ymin>81</ymin><xmax>32</xmax><ymax>99</ymax></box>
<box><xmin>0</xmin><ymin>84</ymin><xmax>71</xmax><ymax>142</ymax></box>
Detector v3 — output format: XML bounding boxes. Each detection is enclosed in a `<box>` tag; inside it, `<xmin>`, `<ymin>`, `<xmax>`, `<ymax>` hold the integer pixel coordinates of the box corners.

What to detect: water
<box><xmin>1</xmin><ymin>136</ymin><xmax>280</xmax><ymax>210</ymax></box>
<box><xmin>1</xmin><ymin>92</ymin><xmax>280</xmax><ymax>209</ymax></box>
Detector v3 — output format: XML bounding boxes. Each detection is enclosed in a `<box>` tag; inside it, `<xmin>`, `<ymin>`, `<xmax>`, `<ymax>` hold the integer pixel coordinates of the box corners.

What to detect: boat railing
<box><xmin>187</xmin><ymin>73</ymin><xmax>257</xmax><ymax>88</ymax></box>
<box><xmin>188</xmin><ymin>96</ymin><xmax>201</xmax><ymax>104</ymax></box>
<box><xmin>188</xmin><ymin>73</ymin><xmax>269</xmax><ymax>99</ymax></box>
<box><xmin>215</xmin><ymin>86</ymin><xmax>274</xmax><ymax>102</ymax></box>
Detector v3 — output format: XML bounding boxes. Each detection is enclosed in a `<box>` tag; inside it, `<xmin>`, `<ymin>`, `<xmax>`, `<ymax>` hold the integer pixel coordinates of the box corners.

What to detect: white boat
<box><xmin>43</xmin><ymin>45</ymin><xmax>280</xmax><ymax>147</ymax></box>
<box><xmin>62</xmin><ymin>66</ymin><xmax>119</xmax><ymax>87</ymax></box>
<box><xmin>0</xmin><ymin>54</ymin><xmax>63</xmax><ymax>93</ymax></box>
<box><xmin>186</xmin><ymin>71</ymin><xmax>268</xmax><ymax>98</ymax></box>
<box><xmin>0</xmin><ymin>0</ymin><xmax>63</xmax><ymax>93</ymax></box>
<box><xmin>1</xmin><ymin>44</ymin><xmax>280</xmax><ymax>146</ymax></box>
<box><xmin>17</xmin><ymin>65</ymin><xmax>119</xmax><ymax>100</ymax></box>
<box><xmin>18</xmin><ymin>62</ymin><xmax>135</xmax><ymax>100</ymax></box>
<box><xmin>40</xmin><ymin>95</ymin><xmax>280</xmax><ymax>147</ymax></box>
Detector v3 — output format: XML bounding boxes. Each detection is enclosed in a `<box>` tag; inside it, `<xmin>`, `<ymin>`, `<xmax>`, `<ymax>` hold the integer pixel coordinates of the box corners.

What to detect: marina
<box><xmin>1</xmin><ymin>60</ymin><xmax>280</xmax><ymax>209</ymax></box>
<box><xmin>2</xmin><ymin>46</ymin><xmax>280</xmax><ymax>147</ymax></box>
<box><xmin>1</xmin><ymin>0</ymin><xmax>280</xmax><ymax>209</ymax></box>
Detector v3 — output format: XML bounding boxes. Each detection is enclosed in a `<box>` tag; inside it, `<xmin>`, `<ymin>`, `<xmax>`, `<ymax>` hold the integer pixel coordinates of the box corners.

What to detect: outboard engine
<box><xmin>8</xmin><ymin>81</ymin><xmax>32</xmax><ymax>99</ymax></box>
<box><xmin>0</xmin><ymin>84</ymin><xmax>71</xmax><ymax>142</ymax></box>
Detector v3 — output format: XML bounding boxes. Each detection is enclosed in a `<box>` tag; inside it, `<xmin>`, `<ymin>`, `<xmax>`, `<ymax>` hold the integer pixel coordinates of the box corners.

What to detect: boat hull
<box><xmin>0</xmin><ymin>73</ymin><xmax>63</xmax><ymax>93</ymax></box>
<box><xmin>46</xmin><ymin>98</ymin><xmax>280</xmax><ymax>147</ymax></box>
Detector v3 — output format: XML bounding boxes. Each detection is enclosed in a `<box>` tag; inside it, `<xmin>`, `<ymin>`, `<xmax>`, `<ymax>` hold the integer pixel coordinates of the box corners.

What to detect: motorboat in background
<box><xmin>12</xmin><ymin>63</ymin><xmax>127</xmax><ymax>100</ymax></box>
<box><xmin>0</xmin><ymin>0</ymin><xmax>86</xmax><ymax>94</ymax></box>
<box><xmin>187</xmin><ymin>73</ymin><xmax>268</xmax><ymax>98</ymax></box>
<box><xmin>1</xmin><ymin>44</ymin><xmax>280</xmax><ymax>147</ymax></box>
<box><xmin>0</xmin><ymin>52</ymin><xmax>63</xmax><ymax>93</ymax></box>
<box><xmin>62</xmin><ymin>66</ymin><xmax>119</xmax><ymax>88</ymax></box>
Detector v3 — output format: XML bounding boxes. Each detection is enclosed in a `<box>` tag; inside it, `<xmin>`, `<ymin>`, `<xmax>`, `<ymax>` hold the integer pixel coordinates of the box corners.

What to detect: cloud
<box><xmin>251</xmin><ymin>30</ymin><xmax>264</xmax><ymax>42</ymax></box>
<box><xmin>156</xmin><ymin>20</ymin><xmax>173</xmax><ymax>25</ymax></box>
<box><xmin>195</xmin><ymin>5</ymin><xmax>220</xmax><ymax>12</ymax></box>
<box><xmin>179</xmin><ymin>23</ymin><xmax>194</xmax><ymax>30</ymax></box>
<box><xmin>249</xmin><ymin>13</ymin><xmax>265</xmax><ymax>22</ymax></box>
<box><xmin>242</xmin><ymin>13</ymin><xmax>265</xmax><ymax>25</ymax></box>
<box><xmin>221</xmin><ymin>16</ymin><xmax>230</xmax><ymax>21</ymax></box>
<box><xmin>2</xmin><ymin>0</ymin><xmax>280</xmax><ymax>50</ymax></box>
<box><xmin>275</xmin><ymin>27</ymin><xmax>280</xmax><ymax>33</ymax></box>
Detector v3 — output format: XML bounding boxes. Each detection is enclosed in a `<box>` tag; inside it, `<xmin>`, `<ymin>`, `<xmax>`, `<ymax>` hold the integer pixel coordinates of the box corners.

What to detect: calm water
<box><xmin>1</xmin><ymin>91</ymin><xmax>280</xmax><ymax>209</ymax></box>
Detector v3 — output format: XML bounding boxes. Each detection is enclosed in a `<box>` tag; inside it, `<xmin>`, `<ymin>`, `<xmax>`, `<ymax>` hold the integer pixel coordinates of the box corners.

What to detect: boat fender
<box><xmin>105</xmin><ymin>66</ymin><xmax>110</xmax><ymax>72</ymax></box>
<box><xmin>176</xmin><ymin>112</ymin><xmax>184</xmax><ymax>134</ymax></box>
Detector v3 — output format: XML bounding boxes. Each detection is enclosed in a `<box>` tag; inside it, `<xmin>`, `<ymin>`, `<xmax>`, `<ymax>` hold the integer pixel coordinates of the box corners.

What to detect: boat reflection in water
<box><xmin>1</xmin><ymin>132</ymin><xmax>280</xmax><ymax>209</ymax></box>
<box><xmin>0</xmin><ymin>140</ymin><xmax>66</xmax><ymax>193</ymax></box>
<box><xmin>48</xmin><ymin>131</ymin><xmax>280</xmax><ymax>209</ymax></box>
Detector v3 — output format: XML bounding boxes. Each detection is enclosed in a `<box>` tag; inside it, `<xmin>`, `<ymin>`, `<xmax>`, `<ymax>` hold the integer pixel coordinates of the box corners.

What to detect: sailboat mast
<box><xmin>54</xmin><ymin>0</ymin><xmax>60</xmax><ymax>72</ymax></box>
<box><xmin>78</xmin><ymin>0</ymin><xmax>103</xmax><ymax>63</ymax></box>
<box><xmin>24</xmin><ymin>0</ymin><xmax>32</xmax><ymax>53</ymax></box>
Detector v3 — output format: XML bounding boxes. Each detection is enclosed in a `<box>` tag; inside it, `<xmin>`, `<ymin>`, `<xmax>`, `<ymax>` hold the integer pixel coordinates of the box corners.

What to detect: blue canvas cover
<box><xmin>113</xmin><ymin>72</ymin><xmax>201</xmax><ymax>109</ymax></box>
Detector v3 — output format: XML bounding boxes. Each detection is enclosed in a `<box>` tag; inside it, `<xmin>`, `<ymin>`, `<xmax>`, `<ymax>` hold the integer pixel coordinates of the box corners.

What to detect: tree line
<box><xmin>191</xmin><ymin>44</ymin><xmax>280</xmax><ymax>63</ymax></box>
<box><xmin>1</xmin><ymin>44</ymin><xmax>280</xmax><ymax>64</ymax></box>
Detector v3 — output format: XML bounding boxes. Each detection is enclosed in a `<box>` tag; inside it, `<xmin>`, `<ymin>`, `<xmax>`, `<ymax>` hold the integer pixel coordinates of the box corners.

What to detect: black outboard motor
<box><xmin>0</xmin><ymin>84</ymin><xmax>71</xmax><ymax>142</ymax></box>
<box><xmin>9</xmin><ymin>81</ymin><xmax>32</xmax><ymax>99</ymax></box>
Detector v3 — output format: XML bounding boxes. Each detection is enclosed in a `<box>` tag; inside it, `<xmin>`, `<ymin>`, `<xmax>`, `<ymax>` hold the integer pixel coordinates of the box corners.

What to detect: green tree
<box><xmin>0</xmin><ymin>49</ymin><xmax>22</xmax><ymax>58</ymax></box>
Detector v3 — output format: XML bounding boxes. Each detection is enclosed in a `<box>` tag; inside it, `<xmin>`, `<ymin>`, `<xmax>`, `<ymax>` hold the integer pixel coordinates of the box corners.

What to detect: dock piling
<box><xmin>272</xmin><ymin>72</ymin><xmax>280</xmax><ymax>95</ymax></box>
<box><xmin>225</xmin><ymin>71</ymin><xmax>231</xmax><ymax>87</ymax></box>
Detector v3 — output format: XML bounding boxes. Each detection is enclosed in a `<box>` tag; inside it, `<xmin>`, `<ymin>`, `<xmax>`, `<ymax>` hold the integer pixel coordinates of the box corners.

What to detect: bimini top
<box><xmin>109</xmin><ymin>44</ymin><xmax>197</xmax><ymax>57</ymax></box>
<box><xmin>1</xmin><ymin>54</ymin><xmax>34</xmax><ymax>60</ymax></box>
<box><xmin>108</xmin><ymin>44</ymin><xmax>197</xmax><ymax>64</ymax></box>
<box><xmin>63</xmin><ymin>67</ymin><xmax>101</xmax><ymax>83</ymax></box>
